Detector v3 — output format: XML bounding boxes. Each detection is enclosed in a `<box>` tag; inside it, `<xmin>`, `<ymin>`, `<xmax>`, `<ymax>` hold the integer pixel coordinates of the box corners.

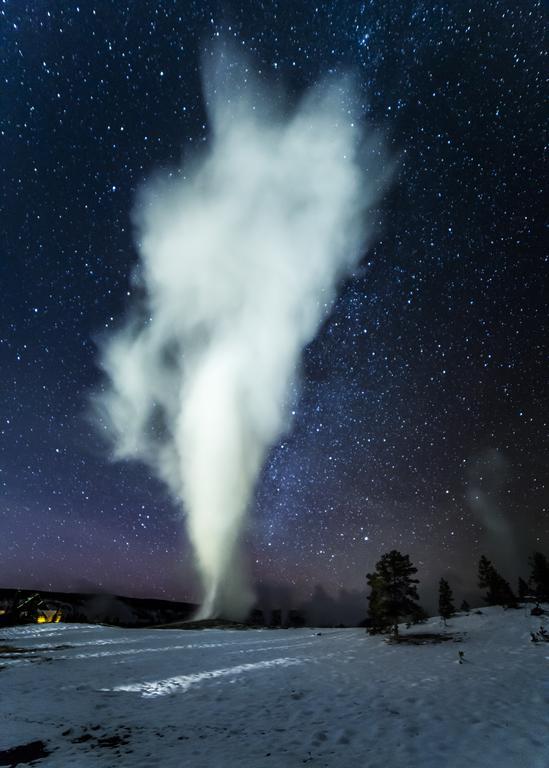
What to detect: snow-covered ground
<box><xmin>1</xmin><ymin>607</ymin><xmax>548</xmax><ymax>767</ymax></box>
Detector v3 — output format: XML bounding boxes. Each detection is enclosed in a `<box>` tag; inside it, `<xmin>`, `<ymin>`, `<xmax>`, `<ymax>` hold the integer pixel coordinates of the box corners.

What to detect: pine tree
<box><xmin>366</xmin><ymin>572</ymin><xmax>387</xmax><ymax>634</ymax></box>
<box><xmin>477</xmin><ymin>555</ymin><xmax>517</xmax><ymax>608</ymax></box>
<box><xmin>529</xmin><ymin>552</ymin><xmax>549</xmax><ymax>601</ymax></box>
<box><xmin>366</xmin><ymin>550</ymin><xmax>423</xmax><ymax>638</ymax></box>
<box><xmin>438</xmin><ymin>578</ymin><xmax>455</xmax><ymax>623</ymax></box>
<box><xmin>518</xmin><ymin>577</ymin><xmax>529</xmax><ymax>601</ymax></box>
<box><xmin>493</xmin><ymin>573</ymin><xmax>517</xmax><ymax>608</ymax></box>
<box><xmin>478</xmin><ymin>555</ymin><xmax>493</xmax><ymax>592</ymax></box>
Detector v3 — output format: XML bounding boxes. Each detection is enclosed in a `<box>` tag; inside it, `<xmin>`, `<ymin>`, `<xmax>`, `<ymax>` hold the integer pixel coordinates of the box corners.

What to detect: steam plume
<box><xmin>95</xmin><ymin>49</ymin><xmax>387</xmax><ymax>620</ymax></box>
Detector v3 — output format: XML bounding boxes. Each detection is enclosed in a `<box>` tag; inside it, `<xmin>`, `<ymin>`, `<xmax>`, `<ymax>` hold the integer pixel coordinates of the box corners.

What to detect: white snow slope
<box><xmin>1</xmin><ymin>606</ymin><xmax>548</xmax><ymax>767</ymax></box>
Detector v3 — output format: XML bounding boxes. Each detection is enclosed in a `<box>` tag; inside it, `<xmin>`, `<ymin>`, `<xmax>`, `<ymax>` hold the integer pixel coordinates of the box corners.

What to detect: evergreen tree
<box><xmin>366</xmin><ymin>572</ymin><xmax>387</xmax><ymax>634</ymax></box>
<box><xmin>518</xmin><ymin>577</ymin><xmax>529</xmax><ymax>601</ymax></box>
<box><xmin>495</xmin><ymin>573</ymin><xmax>517</xmax><ymax>608</ymax></box>
<box><xmin>478</xmin><ymin>555</ymin><xmax>493</xmax><ymax>592</ymax></box>
<box><xmin>366</xmin><ymin>550</ymin><xmax>423</xmax><ymax>638</ymax></box>
<box><xmin>529</xmin><ymin>552</ymin><xmax>549</xmax><ymax>601</ymax></box>
<box><xmin>438</xmin><ymin>578</ymin><xmax>455</xmax><ymax>623</ymax></box>
<box><xmin>460</xmin><ymin>600</ymin><xmax>470</xmax><ymax>613</ymax></box>
<box><xmin>477</xmin><ymin>555</ymin><xmax>517</xmax><ymax>608</ymax></box>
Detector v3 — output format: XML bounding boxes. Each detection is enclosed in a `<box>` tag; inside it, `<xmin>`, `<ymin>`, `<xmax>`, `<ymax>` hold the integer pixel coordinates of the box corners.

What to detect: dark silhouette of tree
<box><xmin>529</xmin><ymin>552</ymin><xmax>549</xmax><ymax>601</ymax></box>
<box><xmin>366</xmin><ymin>572</ymin><xmax>388</xmax><ymax>634</ymax></box>
<box><xmin>438</xmin><ymin>578</ymin><xmax>455</xmax><ymax>624</ymax></box>
<box><xmin>270</xmin><ymin>609</ymin><xmax>282</xmax><ymax>627</ymax></box>
<box><xmin>460</xmin><ymin>600</ymin><xmax>470</xmax><ymax>613</ymax></box>
<box><xmin>518</xmin><ymin>577</ymin><xmax>529</xmax><ymax>601</ymax></box>
<box><xmin>477</xmin><ymin>555</ymin><xmax>517</xmax><ymax>608</ymax></box>
<box><xmin>366</xmin><ymin>550</ymin><xmax>423</xmax><ymax>638</ymax></box>
<box><xmin>286</xmin><ymin>609</ymin><xmax>305</xmax><ymax>628</ymax></box>
<box><xmin>478</xmin><ymin>555</ymin><xmax>493</xmax><ymax>592</ymax></box>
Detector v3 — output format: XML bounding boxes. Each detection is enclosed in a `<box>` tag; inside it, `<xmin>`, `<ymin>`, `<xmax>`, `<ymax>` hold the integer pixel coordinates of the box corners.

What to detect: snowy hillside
<box><xmin>1</xmin><ymin>607</ymin><xmax>547</xmax><ymax>767</ymax></box>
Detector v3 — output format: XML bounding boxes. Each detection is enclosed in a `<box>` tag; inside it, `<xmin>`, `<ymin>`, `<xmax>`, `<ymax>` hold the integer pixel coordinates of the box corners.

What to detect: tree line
<box><xmin>366</xmin><ymin>549</ymin><xmax>549</xmax><ymax>638</ymax></box>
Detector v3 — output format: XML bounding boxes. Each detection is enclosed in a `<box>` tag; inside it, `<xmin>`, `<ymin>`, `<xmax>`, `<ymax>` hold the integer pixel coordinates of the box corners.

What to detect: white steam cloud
<box><xmin>95</xmin><ymin>50</ymin><xmax>388</xmax><ymax>620</ymax></box>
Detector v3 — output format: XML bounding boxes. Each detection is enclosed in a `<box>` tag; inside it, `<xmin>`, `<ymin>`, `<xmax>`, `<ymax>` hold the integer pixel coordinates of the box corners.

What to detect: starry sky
<box><xmin>1</xmin><ymin>1</ymin><xmax>547</xmax><ymax>614</ymax></box>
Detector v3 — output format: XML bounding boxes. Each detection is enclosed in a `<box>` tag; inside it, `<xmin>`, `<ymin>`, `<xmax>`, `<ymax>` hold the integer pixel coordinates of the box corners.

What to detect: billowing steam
<box><xmin>465</xmin><ymin>448</ymin><xmax>517</xmax><ymax>566</ymax></box>
<box><xmin>95</xmin><ymin>50</ymin><xmax>387</xmax><ymax>620</ymax></box>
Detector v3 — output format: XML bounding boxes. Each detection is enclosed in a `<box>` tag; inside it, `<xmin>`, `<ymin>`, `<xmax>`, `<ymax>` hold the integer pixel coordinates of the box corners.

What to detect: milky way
<box><xmin>1</xmin><ymin>1</ymin><xmax>546</xmax><ymax>615</ymax></box>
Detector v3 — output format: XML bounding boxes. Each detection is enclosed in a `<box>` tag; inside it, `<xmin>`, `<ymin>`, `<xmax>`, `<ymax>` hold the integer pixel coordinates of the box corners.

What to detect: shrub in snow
<box><xmin>530</xmin><ymin>626</ymin><xmax>549</xmax><ymax>643</ymax></box>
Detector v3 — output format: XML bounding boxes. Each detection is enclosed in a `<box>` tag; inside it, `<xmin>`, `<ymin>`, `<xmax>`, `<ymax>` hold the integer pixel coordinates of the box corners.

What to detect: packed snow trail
<box><xmin>1</xmin><ymin>608</ymin><xmax>548</xmax><ymax>767</ymax></box>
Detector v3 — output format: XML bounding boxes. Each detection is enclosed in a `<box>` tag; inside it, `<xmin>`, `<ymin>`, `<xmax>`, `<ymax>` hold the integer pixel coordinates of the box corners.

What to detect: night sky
<box><xmin>1</xmin><ymin>1</ymin><xmax>546</xmax><ymax>614</ymax></box>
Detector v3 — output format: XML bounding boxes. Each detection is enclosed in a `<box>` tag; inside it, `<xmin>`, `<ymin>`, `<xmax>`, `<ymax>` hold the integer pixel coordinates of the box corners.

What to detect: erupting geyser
<box><xmin>95</xmin><ymin>48</ymin><xmax>388</xmax><ymax>620</ymax></box>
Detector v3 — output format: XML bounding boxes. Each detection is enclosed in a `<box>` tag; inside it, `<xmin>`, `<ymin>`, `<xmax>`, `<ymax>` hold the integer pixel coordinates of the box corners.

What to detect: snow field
<box><xmin>1</xmin><ymin>607</ymin><xmax>548</xmax><ymax>767</ymax></box>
